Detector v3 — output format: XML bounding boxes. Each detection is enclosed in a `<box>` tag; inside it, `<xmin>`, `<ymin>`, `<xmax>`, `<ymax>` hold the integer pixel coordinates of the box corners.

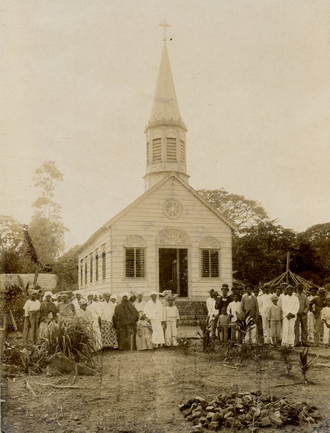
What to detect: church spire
<box><xmin>144</xmin><ymin>22</ymin><xmax>189</xmax><ymax>191</ymax></box>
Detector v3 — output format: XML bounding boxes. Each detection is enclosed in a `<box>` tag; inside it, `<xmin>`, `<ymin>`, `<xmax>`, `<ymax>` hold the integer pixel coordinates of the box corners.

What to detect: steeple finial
<box><xmin>159</xmin><ymin>19</ymin><xmax>170</xmax><ymax>41</ymax></box>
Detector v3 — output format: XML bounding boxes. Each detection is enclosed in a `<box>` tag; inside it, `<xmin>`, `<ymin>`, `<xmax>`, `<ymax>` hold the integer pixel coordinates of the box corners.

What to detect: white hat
<box><xmin>150</xmin><ymin>291</ymin><xmax>159</xmax><ymax>296</ymax></box>
<box><xmin>43</xmin><ymin>291</ymin><xmax>53</xmax><ymax>300</ymax></box>
<box><xmin>110</xmin><ymin>294</ymin><xmax>117</xmax><ymax>300</ymax></box>
<box><xmin>120</xmin><ymin>292</ymin><xmax>130</xmax><ymax>299</ymax></box>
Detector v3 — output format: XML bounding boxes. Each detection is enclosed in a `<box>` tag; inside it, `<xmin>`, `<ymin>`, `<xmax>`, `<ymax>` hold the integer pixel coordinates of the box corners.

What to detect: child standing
<box><xmin>136</xmin><ymin>313</ymin><xmax>153</xmax><ymax>350</ymax></box>
<box><xmin>321</xmin><ymin>295</ymin><xmax>330</xmax><ymax>348</ymax></box>
<box><xmin>164</xmin><ymin>296</ymin><xmax>180</xmax><ymax>347</ymax></box>
<box><xmin>227</xmin><ymin>294</ymin><xmax>242</xmax><ymax>343</ymax></box>
<box><xmin>217</xmin><ymin>307</ymin><xmax>230</xmax><ymax>343</ymax></box>
<box><xmin>266</xmin><ymin>294</ymin><xmax>282</xmax><ymax>345</ymax></box>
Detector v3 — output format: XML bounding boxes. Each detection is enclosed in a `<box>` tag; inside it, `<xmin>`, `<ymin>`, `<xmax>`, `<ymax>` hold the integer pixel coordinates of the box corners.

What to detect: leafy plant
<box><xmin>176</xmin><ymin>335</ymin><xmax>191</xmax><ymax>355</ymax></box>
<box><xmin>298</xmin><ymin>348</ymin><xmax>315</xmax><ymax>383</ymax></box>
<box><xmin>277</xmin><ymin>345</ymin><xmax>296</xmax><ymax>375</ymax></box>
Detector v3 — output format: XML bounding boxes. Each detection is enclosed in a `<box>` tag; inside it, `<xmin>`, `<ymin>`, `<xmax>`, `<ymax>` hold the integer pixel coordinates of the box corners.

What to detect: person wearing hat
<box><xmin>215</xmin><ymin>285</ymin><xmax>233</xmax><ymax>340</ymax></box>
<box><xmin>86</xmin><ymin>294</ymin><xmax>103</xmax><ymax>350</ymax></box>
<box><xmin>241</xmin><ymin>284</ymin><xmax>259</xmax><ymax>343</ymax></box>
<box><xmin>281</xmin><ymin>285</ymin><xmax>299</xmax><ymax>346</ymax></box>
<box><xmin>23</xmin><ymin>289</ymin><xmax>41</xmax><ymax>344</ymax></box>
<box><xmin>113</xmin><ymin>293</ymin><xmax>139</xmax><ymax>350</ymax></box>
<box><xmin>57</xmin><ymin>292</ymin><xmax>75</xmax><ymax>321</ymax></box>
<box><xmin>294</xmin><ymin>284</ymin><xmax>309</xmax><ymax>347</ymax></box>
<box><xmin>160</xmin><ymin>290</ymin><xmax>172</xmax><ymax>307</ymax></box>
<box><xmin>133</xmin><ymin>292</ymin><xmax>146</xmax><ymax>314</ymax></box>
<box><xmin>72</xmin><ymin>291</ymin><xmax>83</xmax><ymax>313</ymax></box>
<box><xmin>110</xmin><ymin>294</ymin><xmax>117</xmax><ymax>305</ymax></box>
<box><xmin>258</xmin><ymin>286</ymin><xmax>272</xmax><ymax>344</ymax></box>
<box><xmin>266</xmin><ymin>294</ymin><xmax>282</xmax><ymax>345</ymax></box>
<box><xmin>163</xmin><ymin>296</ymin><xmax>180</xmax><ymax>347</ymax></box>
<box><xmin>38</xmin><ymin>291</ymin><xmax>58</xmax><ymax>341</ymax></box>
<box><xmin>321</xmin><ymin>295</ymin><xmax>330</xmax><ymax>348</ymax></box>
<box><xmin>309</xmin><ymin>288</ymin><xmax>326</xmax><ymax>345</ymax></box>
<box><xmin>99</xmin><ymin>292</ymin><xmax>118</xmax><ymax>349</ymax></box>
<box><xmin>144</xmin><ymin>291</ymin><xmax>165</xmax><ymax>348</ymax></box>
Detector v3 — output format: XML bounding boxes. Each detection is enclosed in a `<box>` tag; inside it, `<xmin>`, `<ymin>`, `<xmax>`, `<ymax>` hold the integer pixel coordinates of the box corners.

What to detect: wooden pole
<box><xmin>286</xmin><ymin>252</ymin><xmax>290</xmax><ymax>284</ymax></box>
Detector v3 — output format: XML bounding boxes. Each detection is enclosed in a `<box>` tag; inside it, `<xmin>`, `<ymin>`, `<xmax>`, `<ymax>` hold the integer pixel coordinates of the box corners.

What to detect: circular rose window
<box><xmin>163</xmin><ymin>200</ymin><xmax>182</xmax><ymax>219</ymax></box>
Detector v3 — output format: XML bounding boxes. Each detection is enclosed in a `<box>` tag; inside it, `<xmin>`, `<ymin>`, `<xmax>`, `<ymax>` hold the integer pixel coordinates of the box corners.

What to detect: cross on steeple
<box><xmin>159</xmin><ymin>19</ymin><xmax>170</xmax><ymax>41</ymax></box>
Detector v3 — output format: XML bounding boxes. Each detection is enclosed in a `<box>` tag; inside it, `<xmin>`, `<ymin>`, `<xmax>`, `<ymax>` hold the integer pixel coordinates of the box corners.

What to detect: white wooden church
<box><xmin>77</xmin><ymin>27</ymin><xmax>237</xmax><ymax>301</ymax></box>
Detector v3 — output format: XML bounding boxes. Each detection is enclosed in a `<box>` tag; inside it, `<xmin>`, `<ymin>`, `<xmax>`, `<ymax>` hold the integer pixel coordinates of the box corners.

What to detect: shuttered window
<box><xmin>80</xmin><ymin>259</ymin><xmax>83</xmax><ymax>287</ymax></box>
<box><xmin>90</xmin><ymin>253</ymin><xmax>93</xmax><ymax>283</ymax></box>
<box><xmin>85</xmin><ymin>257</ymin><xmax>88</xmax><ymax>284</ymax></box>
<box><xmin>95</xmin><ymin>249</ymin><xmax>99</xmax><ymax>282</ymax></box>
<box><xmin>201</xmin><ymin>249</ymin><xmax>219</xmax><ymax>278</ymax></box>
<box><xmin>180</xmin><ymin>139</ymin><xmax>185</xmax><ymax>164</ymax></box>
<box><xmin>153</xmin><ymin>137</ymin><xmax>161</xmax><ymax>161</ymax></box>
<box><xmin>167</xmin><ymin>135</ymin><xmax>177</xmax><ymax>161</ymax></box>
<box><xmin>125</xmin><ymin>248</ymin><xmax>145</xmax><ymax>278</ymax></box>
<box><xmin>102</xmin><ymin>244</ymin><xmax>106</xmax><ymax>280</ymax></box>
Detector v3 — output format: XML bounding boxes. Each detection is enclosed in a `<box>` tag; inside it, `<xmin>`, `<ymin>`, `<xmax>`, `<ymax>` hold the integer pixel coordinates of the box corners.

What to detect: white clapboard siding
<box><xmin>78</xmin><ymin>176</ymin><xmax>234</xmax><ymax>300</ymax></box>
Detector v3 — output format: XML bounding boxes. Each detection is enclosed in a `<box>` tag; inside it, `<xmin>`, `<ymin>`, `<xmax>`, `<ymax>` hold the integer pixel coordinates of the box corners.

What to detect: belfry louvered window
<box><xmin>146</xmin><ymin>142</ymin><xmax>150</xmax><ymax>166</ymax></box>
<box><xmin>152</xmin><ymin>135</ymin><xmax>162</xmax><ymax>162</ymax></box>
<box><xmin>200</xmin><ymin>237</ymin><xmax>220</xmax><ymax>278</ymax></box>
<box><xmin>125</xmin><ymin>235</ymin><xmax>146</xmax><ymax>278</ymax></box>
<box><xmin>166</xmin><ymin>133</ymin><xmax>177</xmax><ymax>161</ymax></box>
<box><xmin>180</xmin><ymin>139</ymin><xmax>185</xmax><ymax>164</ymax></box>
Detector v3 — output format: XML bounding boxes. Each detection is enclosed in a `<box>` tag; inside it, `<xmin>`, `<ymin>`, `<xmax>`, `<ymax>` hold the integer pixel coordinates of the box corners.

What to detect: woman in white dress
<box><xmin>144</xmin><ymin>291</ymin><xmax>165</xmax><ymax>348</ymax></box>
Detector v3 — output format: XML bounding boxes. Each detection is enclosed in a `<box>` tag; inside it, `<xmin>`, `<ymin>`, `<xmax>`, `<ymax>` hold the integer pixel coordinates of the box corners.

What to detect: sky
<box><xmin>1</xmin><ymin>0</ymin><xmax>330</xmax><ymax>252</ymax></box>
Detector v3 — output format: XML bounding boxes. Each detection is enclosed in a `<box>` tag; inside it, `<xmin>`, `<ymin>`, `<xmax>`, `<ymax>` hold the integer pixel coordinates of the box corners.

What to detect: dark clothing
<box><xmin>113</xmin><ymin>301</ymin><xmax>139</xmax><ymax>350</ymax></box>
<box><xmin>241</xmin><ymin>295</ymin><xmax>259</xmax><ymax>320</ymax></box>
<box><xmin>215</xmin><ymin>296</ymin><xmax>233</xmax><ymax>312</ymax></box>
<box><xmin>309</xmin><ymin>296</ymin><xmax>325</xmax><ymax>319</ymax></box>
<box><xmin>39</xmin><ymin>301</ymin><xmax>57</xmax><ymax>321</ymax></box>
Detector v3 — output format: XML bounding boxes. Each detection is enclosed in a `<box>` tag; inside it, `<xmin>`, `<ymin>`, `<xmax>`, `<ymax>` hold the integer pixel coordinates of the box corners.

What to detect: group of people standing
<box><xmin>22</xmin><ymin>288</ymin><xmax>180</xmax><ymax>352</ymax></box>
<box><xmin>206</xmin><ymin>283</ymin><xmax>330</xmax><ymax>348</ymax></box>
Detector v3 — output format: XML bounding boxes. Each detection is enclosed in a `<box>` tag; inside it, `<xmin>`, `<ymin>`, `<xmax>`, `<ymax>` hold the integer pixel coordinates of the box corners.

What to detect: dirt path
<box><xmin>2</xmin><ymin>345</ymin><xmax>330</xmax><ymax>433</ymax></box>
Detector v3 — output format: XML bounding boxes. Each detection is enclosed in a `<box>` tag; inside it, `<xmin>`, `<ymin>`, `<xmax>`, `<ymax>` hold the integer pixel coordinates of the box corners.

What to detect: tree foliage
<box><xmin>32</xmin><ymin>160</ymin><xmax>64</xmax><ymax>219</ymax></box>
<box><xmin>29</xmin><ymin>161</ymin><xmax>69</xmax><ymax>264</ymax></box>
<box><xmin>197</xmin><ymin>188</ymin><xmax>269</xmax><ymax>229</ymax></box>
<box><xmin>52</xmin><ymin>245</ymin><xmax>80</xmax><ymax>291</ymax></box>
<box><xmin>233</xmin><ymin>221</ymin><xmax>297</xmax><ymax>284</ymax></box>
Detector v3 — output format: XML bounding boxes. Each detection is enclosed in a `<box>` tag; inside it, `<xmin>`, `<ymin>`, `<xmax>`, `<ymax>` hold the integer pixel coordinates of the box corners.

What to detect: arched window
<box><xmin>156</xmin><ymin>229</ymin><xmax>189</xmax><ymax>246</ymax></box>
<box><xmin>124</xmin><ymin>235</ymin><xmax>146</xmax><ymax>278</ymax></box>
<box><xmin>199</xmin><ymin>237</ymin><xmax>220</xmax><ymax>278</ymax></box>
<box><xmin>152</xmin><ymin>134</ymin><xmax>162</xmax><ymax>162</ymax></box>
<box><xmin>166</xmin><ymin>133</ymin><xmax>177</xmax><ymax>161</ymax></box>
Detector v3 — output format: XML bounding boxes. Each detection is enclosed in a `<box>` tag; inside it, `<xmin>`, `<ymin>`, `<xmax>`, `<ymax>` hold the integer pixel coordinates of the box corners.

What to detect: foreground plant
<box><xmin>276</xmin><ymin>345</ymin><xmax>296</xmax><ymax>375</ymax></box>
<box><xmin>298</xmin><ymin>348</ymin><xmax>315</xmax><ymax>384</ymax></box>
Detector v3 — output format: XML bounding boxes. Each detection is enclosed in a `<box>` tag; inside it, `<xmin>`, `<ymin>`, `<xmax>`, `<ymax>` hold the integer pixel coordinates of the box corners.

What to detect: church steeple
<box><xmin>144</xmin><ymin>21</ymin><xmax>189</xmax><ymax>191</ymax></box>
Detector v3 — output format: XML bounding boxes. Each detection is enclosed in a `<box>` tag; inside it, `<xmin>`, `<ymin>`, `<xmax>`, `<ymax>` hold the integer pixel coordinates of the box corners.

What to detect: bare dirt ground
<box><xmin>1</xmin><ymin>341</ymin><xmax>330</xmax><ymax>433</ymax></box>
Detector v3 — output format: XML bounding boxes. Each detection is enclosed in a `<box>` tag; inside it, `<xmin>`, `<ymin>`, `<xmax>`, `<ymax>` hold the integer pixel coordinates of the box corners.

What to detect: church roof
<box><xmin>149</xmin><ymin>41</ymin><xmax>182</xmax><ymax>123</ymax></box>
<box><xmin>77</xmin><ymin>173</ymin><xmax>238</xmax><ymax>253</ymax></box>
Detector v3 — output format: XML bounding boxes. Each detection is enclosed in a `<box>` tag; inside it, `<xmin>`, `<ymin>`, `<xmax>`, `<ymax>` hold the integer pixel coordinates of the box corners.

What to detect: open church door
<box><xmin>159</xmin><ymin>248</ymin><xmax>188</xmax><ymax>297</ymax></box>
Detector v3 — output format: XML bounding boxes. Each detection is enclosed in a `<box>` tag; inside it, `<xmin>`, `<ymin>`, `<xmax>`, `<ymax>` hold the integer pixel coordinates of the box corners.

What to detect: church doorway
<box><xmin>159</xmin><ymin>248</ymin><xmax>188</xmax><ymax>297</ymax></box>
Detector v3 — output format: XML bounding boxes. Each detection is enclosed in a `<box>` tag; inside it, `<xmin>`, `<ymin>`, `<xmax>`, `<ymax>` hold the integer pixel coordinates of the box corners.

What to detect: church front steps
<box><xmin>175</xmin><ymin>300</ymin><xmax>207</xmax><ymax>327</ymax></box>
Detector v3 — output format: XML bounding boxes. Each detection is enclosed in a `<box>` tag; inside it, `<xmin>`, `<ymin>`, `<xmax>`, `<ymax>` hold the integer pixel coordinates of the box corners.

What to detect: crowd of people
<box><xmin>206</xmin><ymin>283</ymin><xmax>330</xmax><ymax>348</ymax></box>
<box><xmin>22</xmin><ymin>289</ymin><xmax>180</xmax><ymax>351</ymax></box>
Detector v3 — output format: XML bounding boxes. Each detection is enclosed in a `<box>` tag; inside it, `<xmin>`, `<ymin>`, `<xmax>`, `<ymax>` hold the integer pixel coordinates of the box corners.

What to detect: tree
<box><xmin>296</xmin><ymin>223</ymin><xmax>330</xmax><ymax>284</ymax></box>
<box><xmin>233</xmin><ymin>221</ymin><xmax>297</xmax><ymax>284</ymax></box>
<box><xmin>197</xmin><ymin>188</ymin><xmax>269</xmax><ymax>229</ymax></box>
<box><xmin>32</xmin><ymin>160</ymin><xmax>64</xmax><ymax>219</ymax></box>
<box><xmin>52</xmin><ymin>245</ymin><xmax>80</xmax><ymax>291</ymax></box>
<box><xmin>0</xmin><ymin>215</ymin><xmax>35</xmax><ymax>273</ymax></box>
<box><xmin>29</xmin><ymin>161</ymin><xmax>69</xmax><ymax>265</ymax></box>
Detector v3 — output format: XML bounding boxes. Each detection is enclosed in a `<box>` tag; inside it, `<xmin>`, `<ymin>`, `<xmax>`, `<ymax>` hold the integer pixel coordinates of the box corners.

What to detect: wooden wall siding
<box><xmin>78</xmin><ymin>230</ymin><xmax>111</xmax><ymax>292</ymax></box>
<box><xmin>110</xmin><ymin>178</ymin><xmax>233</xmax><ymax>299</ymax></box>
<box><xmin>77</xmin><ymin>177</ymin><xmax>233</xmax><ymax>299</ymax></box>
